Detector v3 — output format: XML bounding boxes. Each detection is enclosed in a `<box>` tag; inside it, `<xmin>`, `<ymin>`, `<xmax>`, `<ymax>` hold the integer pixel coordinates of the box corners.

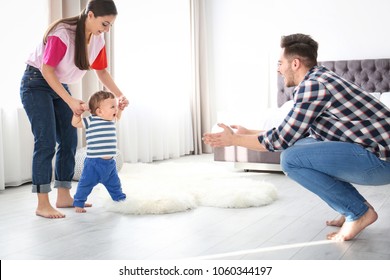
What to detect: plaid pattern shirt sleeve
<box><xmin>258</xmin><ymin>66</ymin><xmax>390</xmax><ymax>160</ymax></box>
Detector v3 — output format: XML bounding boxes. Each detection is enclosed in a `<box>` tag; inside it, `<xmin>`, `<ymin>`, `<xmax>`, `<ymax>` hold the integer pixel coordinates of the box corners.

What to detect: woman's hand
<box><xmin>68</xmin><ymin>97</ymin><xmax>87</xmax><ymax>116</ymax></box>
<box><xmin>202</xmin><ymin>123</ymin><xmax>235</xmax><ymax>147</ymax></box>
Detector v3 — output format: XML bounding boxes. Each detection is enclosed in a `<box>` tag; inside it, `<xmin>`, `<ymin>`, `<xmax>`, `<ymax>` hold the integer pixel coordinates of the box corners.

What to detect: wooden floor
<box><xmin>1</xmin><ymin>154</ymin><xmax>390</xmax><ymax>260</ymax></box>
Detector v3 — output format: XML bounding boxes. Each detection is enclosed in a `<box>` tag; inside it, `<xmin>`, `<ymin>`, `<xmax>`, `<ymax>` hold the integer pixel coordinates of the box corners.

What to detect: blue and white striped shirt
<box><xmin>259</xmin><ymin>66</ymin><xmax>390</xmax><ymax>160</ymax></box>
<box><xmin>83</xmin><ymin>115</ymin><xmax>117</xmax><ymax>158</ymax></box>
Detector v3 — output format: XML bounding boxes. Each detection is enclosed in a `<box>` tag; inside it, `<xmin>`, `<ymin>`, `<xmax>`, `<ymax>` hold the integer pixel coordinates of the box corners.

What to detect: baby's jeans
<box><xmin>73</xmin><ymin>158</ymin><xmax>126</xmax><ymax>208</ymax></box>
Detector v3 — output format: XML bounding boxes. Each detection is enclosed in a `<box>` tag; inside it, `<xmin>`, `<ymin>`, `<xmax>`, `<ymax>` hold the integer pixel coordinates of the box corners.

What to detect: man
<box><xmin>203</xmin><ymin>33</ymin><xmax>390</xmax><ymax>241</ymax></box>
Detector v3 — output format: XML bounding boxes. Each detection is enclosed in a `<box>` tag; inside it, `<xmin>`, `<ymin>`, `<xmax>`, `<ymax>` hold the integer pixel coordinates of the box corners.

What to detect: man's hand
<box><xmin>203</xmin><ymin>123</ymin><xmax>267</xmax><ymax>151</ymax></box>
<box><xmin>202</xmin><ymin>123</ymin><xmax>235</xmax><ymax>147</ymax></box>
<box><xmin>231</xmin><ymin>124</ymin><xmax>263</xmax><ymax>135</ymax></box>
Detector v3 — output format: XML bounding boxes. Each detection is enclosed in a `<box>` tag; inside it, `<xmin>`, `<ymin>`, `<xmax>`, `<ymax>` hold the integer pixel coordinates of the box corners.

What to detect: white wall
<box><xmin>205</xmin><ymin>0</ymin><xmax>390</xmax><ymax>125</ymax></box>
<box><xmin>0</xmin><ymin>110</ymin><xmax>4</xmax><ymax>190</ymax></box>
<box><xmin>271</xmin><ymin>0</ymin><xmax>390</xmax><ymax>61</ymax></box>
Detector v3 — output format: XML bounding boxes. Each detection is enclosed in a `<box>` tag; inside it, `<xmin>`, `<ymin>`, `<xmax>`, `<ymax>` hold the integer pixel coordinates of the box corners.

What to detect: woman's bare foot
<box><xmin>36</xmin><ymin>207</ymin><xmax>66</xmax><ymax>219</ymax></box>
<box><xmin>56</xmin><ymin>188</ymin><xmax>92</xmax><ymax>208</ymax></box>
<box><xmin>36</xmin><ymin>193</ymin><xmax>65</xmax><ymax>219</ymax></box>
<box><xmin>326</xmin><ymin>207</ymin><xmax>378</xmax><ymax>241</ymax></box>
<box><xmin>75</xmin><ymin>207</ymin><xmax>87</xmax><ymax>213</ymax></box>
<box><xmin>326</xmin><ymin>215</ymin><xmax>345</xmax><ymax>227</ymax></box>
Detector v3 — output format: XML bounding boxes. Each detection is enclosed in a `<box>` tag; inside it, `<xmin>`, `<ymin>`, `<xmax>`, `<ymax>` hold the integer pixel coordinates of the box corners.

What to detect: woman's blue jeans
<box><xmin>281</xmin><ymin>137</ymin><xmax>390</xmax><ymax>222</ymax></box>
<box><xmin>20</xmin><ymin>65</ymin><xmax>77</xmax><ymax>193</ymax></box>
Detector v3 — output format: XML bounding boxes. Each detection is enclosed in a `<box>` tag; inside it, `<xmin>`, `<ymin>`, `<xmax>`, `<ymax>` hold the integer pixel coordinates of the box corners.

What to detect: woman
<box><xmin>20</xmin><ymin>0</ymin><xmax>128</xmax><ymax>219</ymax></box>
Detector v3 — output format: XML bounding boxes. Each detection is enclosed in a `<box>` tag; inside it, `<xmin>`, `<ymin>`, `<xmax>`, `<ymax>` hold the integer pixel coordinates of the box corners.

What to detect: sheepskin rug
<box><xmin>98</xmin><ymin>161</ymin><xmax>278</xmax><ymax>215</ymax></box>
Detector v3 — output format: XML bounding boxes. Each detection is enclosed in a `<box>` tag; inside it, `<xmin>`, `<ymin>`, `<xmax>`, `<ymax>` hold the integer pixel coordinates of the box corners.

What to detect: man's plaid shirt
<box><xmin>258</xmin><ymin>66</ymin><xmax>390</xmax><ymax>160</ymax></box>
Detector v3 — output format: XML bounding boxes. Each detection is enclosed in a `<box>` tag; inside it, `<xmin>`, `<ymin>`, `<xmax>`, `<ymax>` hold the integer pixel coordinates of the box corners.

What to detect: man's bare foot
<box><xmin>326</xmin><ymin>215</ymin><xmax>345</xmax><ymax>227</ymax></box>
<box><xmin>326</xmin><ymin>202</ymin><xmax>375</xmax><ymax>228</ymax></box>
<box><xmin>56</xmin><ymin>188</ymin><xmax>92</xmax><ymax>208</ymax></box>
<box><xmin>75</xmin><ymin>207</ymin><xmax>87</xmax><ymax>213</ymax></box>
<box><xmin>326</xmin><ymin>207</ymin><xmax>378</xmax><ymax>241</ymax></box>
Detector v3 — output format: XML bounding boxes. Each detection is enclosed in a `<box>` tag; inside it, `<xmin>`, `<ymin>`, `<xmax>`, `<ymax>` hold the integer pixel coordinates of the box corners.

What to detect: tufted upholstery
<box><xmin>277</xmin><ymin>58</ymin><xmax>390</xmax><ymax>107</ymax></box>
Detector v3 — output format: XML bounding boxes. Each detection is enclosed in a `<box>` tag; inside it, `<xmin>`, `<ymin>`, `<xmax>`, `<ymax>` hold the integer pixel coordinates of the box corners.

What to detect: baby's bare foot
<box><xmin>75</xmin><ymin>207</ymin><xmax>87</xmax><ymax>213</ymax></box>
<box><xmin>327</xmin><ymin>207</ymin><xmax>378</xmax><ymax>241</ymax></box>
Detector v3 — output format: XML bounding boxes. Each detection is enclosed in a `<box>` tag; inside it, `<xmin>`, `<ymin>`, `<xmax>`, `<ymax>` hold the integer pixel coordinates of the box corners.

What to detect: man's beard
<box><xmin>284</xmin><ymin>76</ymin><xmax>295</xmax><ymax>87</ymax></box>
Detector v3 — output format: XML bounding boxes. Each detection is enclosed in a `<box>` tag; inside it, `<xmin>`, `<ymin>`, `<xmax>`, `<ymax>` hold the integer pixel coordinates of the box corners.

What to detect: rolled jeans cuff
<box><xmin>54</xmin><ymin>180</ymin><xmax>72</xmax><ymax>189</ymax></box>
<box><xmin>32</xmin><ymin>183</ymin><xmax>51</xmax><ymax>193</ymax></box>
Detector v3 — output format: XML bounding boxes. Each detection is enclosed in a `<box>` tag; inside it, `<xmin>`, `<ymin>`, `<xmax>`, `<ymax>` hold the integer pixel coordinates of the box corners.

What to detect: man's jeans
<box><xmin>281</xmin><ymin>137</ymin><xmax>390</xmax><ymax>221</ymax></box>
<box><xmin>20</xmin><ymin>65</ymin><xmax>77</xmax><ymax>193</ymax></box>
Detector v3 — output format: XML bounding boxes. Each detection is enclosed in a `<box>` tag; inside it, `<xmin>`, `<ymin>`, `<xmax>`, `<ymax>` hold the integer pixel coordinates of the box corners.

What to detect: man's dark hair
<box><xmin>281</xmin><ymin>33</ymin><xmax>318</xmax><ymax>68</ymax></box>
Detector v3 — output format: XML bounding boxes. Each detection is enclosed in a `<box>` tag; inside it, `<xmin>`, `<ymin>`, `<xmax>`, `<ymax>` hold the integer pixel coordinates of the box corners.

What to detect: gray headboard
<box><xmin>277</xmin><ymin>58</ymin><xmax>390</xmax><ymax>107</ymax></box>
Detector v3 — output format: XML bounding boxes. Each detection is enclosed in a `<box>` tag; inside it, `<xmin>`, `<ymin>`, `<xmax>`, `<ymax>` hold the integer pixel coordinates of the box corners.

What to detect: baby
<box><xmin>71</xmin><ymin>90</ymin><xmax>126</xmax><ymax>213</ymax></box>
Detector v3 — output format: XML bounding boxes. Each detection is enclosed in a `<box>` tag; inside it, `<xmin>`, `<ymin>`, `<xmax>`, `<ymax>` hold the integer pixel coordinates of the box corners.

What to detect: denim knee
<box><xmin>280</xmin><ymin>147</ymin><xmax>297</xmax><ymax>174</ymax></box>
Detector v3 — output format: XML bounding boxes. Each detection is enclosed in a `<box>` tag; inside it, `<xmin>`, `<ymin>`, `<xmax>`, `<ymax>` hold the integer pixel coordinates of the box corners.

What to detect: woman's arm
<box><xmin>95</xmin><ymin>69</ymin><xmax>129</xmax><ymax>110</ymax></box>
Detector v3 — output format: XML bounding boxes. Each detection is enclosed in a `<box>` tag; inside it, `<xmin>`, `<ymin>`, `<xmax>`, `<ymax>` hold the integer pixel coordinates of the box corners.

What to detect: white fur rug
<box><xmin>98</xmin><ymin>161</ymin><xmax>278</xmax><ymax>215</ymax></box>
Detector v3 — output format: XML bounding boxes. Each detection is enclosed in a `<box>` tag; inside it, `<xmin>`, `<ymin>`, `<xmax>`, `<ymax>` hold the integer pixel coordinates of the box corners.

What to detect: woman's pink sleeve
<box><xmin>43</xmin><ymin>36</ymin><xmax>67</xmax><ymax>67</ymax></box>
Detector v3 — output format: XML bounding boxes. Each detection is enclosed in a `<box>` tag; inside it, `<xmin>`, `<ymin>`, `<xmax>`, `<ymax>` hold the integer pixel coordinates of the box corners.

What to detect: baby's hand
<box><xmin>118</xmin><ymin>96</ymin><xmax>129</xmax><ymax>110</ymax></box>
<box><xmin>118</xmin><ymin>102</ymin><xmax>125</xmax><ymax>111</ymax></box>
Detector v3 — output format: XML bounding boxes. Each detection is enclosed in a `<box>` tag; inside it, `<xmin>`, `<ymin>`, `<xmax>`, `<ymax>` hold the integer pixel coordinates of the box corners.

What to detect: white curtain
<box><xmin>114</xmin><ymin>0</ymin><xmax>194</xmax><ymax>163</ymax></box>
<box><xmin>0</xmin><ymin>109</ymin><xmax>4</xmax><ymax>190</ymax></box>
<box><xmin>0</xmin><ymin>109</ymin><xmax>34</xmax><ymax>187</ymax></box>
<box><xmin>190</xmin><ymin>0</ymin><xmax>213</xmax><ymax>154</ymax></box>
<box><xmin>0</xmin><ymin>0</ymin><xmax>48</xmax><ymax>188</ymax></box>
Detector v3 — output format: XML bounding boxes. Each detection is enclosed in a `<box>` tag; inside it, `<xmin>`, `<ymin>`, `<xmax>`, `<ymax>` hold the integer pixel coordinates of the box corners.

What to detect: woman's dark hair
<box><xmin>89</xmin><ymin>90</ymin><xmax>116</xmax><ymax>114</ymax></box>
<box><xmin>43</xmin><ymin>0</ymin><xmax>117</xmax><ymax>70</ymax></box>
<box><xmin>280</xmin><ymin>33</ymin><xmax>318</xmax><ymax>68</ymax></box>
